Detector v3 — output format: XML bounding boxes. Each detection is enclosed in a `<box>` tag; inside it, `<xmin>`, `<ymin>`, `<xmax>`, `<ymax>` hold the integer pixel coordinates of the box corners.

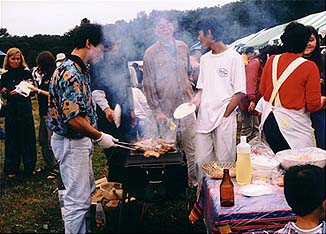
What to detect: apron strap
<box><xmin>269</xmin><ymin>55</ymin><xmax>307</xmax><ymax>105</ymax></box>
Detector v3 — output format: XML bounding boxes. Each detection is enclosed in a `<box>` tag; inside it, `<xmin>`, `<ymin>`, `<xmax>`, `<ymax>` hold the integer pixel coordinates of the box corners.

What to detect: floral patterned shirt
<box><xmin>47</xmin><ymin>55</ymin><xmax>97</xmax><ymax>139</ymax></box>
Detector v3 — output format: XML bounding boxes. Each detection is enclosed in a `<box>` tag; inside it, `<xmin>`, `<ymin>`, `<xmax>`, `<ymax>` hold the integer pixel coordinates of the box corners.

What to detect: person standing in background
<box><xmin>131</xmin><ymin>83</ymin><xmax>152</xmax><ymax>139</ymax></box>
<box><xmin>238</xmin><ymin>45</ymin><xmax>280</xmax><ymax>141</ymax></box>
<box><xmin>132</xmin><ymin>62</ymin><xmax>143</xmax><ymax>89</ymax></box>
<box><xmin>91</xmin><ymin>24</ymin><xmax>136</xmax><ymax>183</ymax></box>
<box><xmin>242</xmin><ymin>47</ymin><xmax>255</xmax><ymax>65</ymax></box>
<box><xmin>55</xmin><ymin>53</ymin><xmax>66</xmax><ymax>68</ymax></box>
<box><xmin>303</xmin><ymin>25</ymin><xmax>325</xmax><ymax>149</ymax></box>
<box><xmin>189</xmin><ymin>42</ymin><xmax>203</xmax><ymax>92</ymax></box>
<box><xmin>143</xmin><ymin>12</ymin><xmax>197</xmax><ymax>188</ymax></box>
<box><xmin>192</xmin><ymin>18</ymin><xmax>246</xmax><ymax>188</ymax></box>
<box><xmin>0</xmin><ymin>47</ymin><xmax>37</xmax><ymax>178</ymax></box>
<box><xmin>29</xmin><ymin>51</ymin><xmax>59</xmax><ymax>179</ymax></box>
<box><xmin>47</xmin><ymin>23</ymin><xmax>117</xmax><ymax>234</ymax></box>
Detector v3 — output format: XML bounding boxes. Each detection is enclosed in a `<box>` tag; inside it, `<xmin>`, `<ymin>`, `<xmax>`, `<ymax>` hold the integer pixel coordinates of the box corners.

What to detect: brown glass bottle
<box><xmin>220</xmin><ymin>168</ymin><xmax>234</xmax><ymax>207</ymax></box>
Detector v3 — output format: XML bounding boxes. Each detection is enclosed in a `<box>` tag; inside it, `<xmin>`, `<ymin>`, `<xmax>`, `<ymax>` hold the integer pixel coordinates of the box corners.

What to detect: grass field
<box><xmin>0</xmin><ymin>97</ymin><xmax>205</xmax><ymax>233</ymax></box>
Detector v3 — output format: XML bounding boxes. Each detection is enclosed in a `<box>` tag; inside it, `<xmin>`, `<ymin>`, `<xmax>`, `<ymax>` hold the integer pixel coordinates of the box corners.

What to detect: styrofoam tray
<box><xmin>114</xmin><ymin>104</ymin><xmax>121</xmax><ymax>128</ymax></box>
<box><xmin>173</xmin><ymin>103</ymin><xmax>196</xmax><ymax>119</ymax></box>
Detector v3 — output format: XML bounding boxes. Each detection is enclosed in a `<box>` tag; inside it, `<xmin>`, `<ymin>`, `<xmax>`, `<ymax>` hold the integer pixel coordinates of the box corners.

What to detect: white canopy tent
<box><xmin>229</xmin><ymin>11</ymin><xmax>326</xmax><ymax>52</ymax></box>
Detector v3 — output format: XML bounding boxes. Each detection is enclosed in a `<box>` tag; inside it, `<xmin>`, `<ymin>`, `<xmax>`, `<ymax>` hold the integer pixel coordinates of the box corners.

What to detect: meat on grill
<box><xmin>133</xmin><ymin>138</ymin><xmax>177</xmax><ymax>157</ymax></box>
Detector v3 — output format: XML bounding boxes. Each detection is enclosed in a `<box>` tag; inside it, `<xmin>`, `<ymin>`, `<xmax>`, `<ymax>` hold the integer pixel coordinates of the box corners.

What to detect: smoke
<box><xmin>90</xmin><ymin>3</ymin><xmax>284</xmax><ymax>138</ymax></box>
<box><xmin>92</xmin><ymin>12</ymin><xmax>197</xmax><ymax>139</ymax></box>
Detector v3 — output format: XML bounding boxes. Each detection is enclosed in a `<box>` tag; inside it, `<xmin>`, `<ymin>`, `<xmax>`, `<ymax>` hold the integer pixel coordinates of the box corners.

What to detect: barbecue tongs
<box><xmin>114</xmin><ymin>141</ymin><xmax>137</xmax><ymax>151</ymax></box>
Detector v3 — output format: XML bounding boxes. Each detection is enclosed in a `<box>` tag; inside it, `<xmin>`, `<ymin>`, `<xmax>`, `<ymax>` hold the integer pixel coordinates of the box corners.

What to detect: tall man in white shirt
<box><xmin>191</xmin><ymin>18</ymin><xmax>246</xmax><ymax>187</ymax></box>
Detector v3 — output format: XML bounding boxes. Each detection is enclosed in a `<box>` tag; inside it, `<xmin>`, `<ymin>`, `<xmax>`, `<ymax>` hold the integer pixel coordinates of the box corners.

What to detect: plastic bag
<box><xmin>249</xmin><ymin>136</ymin><xmax>282</xmax><ymax>184</ymax></box>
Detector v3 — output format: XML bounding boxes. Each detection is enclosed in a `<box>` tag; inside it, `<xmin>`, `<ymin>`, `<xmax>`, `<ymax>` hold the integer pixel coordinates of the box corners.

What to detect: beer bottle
<box><xmin>95</xmin><ymin>201</ymin><xmax>106</xmax><ymax>229</ymax></box>
<box><xmin>220</xmin><ymin>168</ymin><xmax>234</xmax><ymax>207</ymax></box>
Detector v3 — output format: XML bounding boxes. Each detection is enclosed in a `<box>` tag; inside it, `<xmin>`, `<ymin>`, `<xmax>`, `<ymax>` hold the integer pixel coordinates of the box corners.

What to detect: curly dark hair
<box><xmin>72</xmin><ymin>23</ymin><xmax>103</xmax><ymax>49</ymax></box>
<box><xmin>280</xmin><ymin>21</ymin><xmax>311</xmax><ymax>54</ymax></box>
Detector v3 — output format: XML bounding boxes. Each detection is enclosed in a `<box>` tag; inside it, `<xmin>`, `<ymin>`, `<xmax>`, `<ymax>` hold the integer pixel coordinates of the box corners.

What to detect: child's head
<box><xmin>284</xmin><ymin>164</ymin><xmax>325</xmax><ymax>219</ymax></box>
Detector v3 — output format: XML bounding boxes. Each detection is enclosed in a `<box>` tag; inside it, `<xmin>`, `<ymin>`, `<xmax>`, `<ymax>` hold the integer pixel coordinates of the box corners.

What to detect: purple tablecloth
<box><xmin>189</xmin><ymin>176</ymin><xmax>296</xmax><ymax>233</ymax></box>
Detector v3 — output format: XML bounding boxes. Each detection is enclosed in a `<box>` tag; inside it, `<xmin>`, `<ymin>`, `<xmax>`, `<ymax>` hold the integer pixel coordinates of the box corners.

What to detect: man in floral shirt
<box><xmin>47</xmin><ymin>23</ymin><xmax>117</xmax><ymax>234</ymax></box>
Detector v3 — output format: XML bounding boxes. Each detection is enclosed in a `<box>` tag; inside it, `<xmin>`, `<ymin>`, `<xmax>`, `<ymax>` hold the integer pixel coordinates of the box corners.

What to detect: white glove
<box><xmin>95</xmin><ymin>132</ymin><xmax>118</xmax><ymax>149</ymax></box>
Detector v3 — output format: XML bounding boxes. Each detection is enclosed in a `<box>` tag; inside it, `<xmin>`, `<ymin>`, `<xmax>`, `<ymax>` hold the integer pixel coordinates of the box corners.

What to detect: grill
<box><xmin>113</xmin><ymin>145</ymin><xmax>190</xmax><ymax>232</ymax></box>
<box><xmin>119</xmin><ymin>147</ymin><xmax>188</xmax><ymax>202</ymax></box>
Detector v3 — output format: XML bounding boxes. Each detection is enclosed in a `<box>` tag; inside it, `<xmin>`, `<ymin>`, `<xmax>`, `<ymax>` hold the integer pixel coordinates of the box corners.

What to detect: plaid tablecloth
<box><xmin>189</xmin><ymin>177</ymin><xmax>297</xmax><ymax>233</ymax></box>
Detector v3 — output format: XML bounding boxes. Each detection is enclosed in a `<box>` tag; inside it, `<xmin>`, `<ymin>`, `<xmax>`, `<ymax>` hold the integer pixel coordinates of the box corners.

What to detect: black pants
<box><xmin>4</xmin><ymin>104</ymin><xmax>37</xmax><ymax>175</ymax></box>
<box><xmin>39</xmin><ymin>116</ymin><xmax>58</xmax><ymax>172</ymax></box>
<box><xmin>263</xmin><ymin>112</ymin><xmax>290</xmax><ymax>154</ymax></box>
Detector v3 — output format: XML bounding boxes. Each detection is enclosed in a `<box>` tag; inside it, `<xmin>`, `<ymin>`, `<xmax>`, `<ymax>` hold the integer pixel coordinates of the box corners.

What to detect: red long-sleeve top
<box><xmin>259</xmin><ymin>53</ymin><xmax>322</xmax><ymax>112</ymax></box>
<box><xmin>246</xmin><ymin>58</ymin><xmax>262</xmax><ymax>103</ymax></box>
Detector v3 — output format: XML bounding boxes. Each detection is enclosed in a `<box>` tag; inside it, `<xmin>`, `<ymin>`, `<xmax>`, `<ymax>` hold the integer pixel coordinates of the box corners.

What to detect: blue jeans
<box><xmin>51</xmin><ymin>133</ymin><xmax>95</xmax><ymax>234</ymax></box>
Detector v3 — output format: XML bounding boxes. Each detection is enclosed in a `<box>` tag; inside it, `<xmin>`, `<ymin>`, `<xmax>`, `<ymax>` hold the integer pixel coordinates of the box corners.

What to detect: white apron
<box><xmin>258</xmin><ymin>55</ymin><xmax>316</xmax><ymax>149</ymax></box>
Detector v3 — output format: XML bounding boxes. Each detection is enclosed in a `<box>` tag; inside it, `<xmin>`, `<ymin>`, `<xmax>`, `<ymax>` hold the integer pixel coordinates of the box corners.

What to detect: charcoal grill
<box><xmin>121</xmin><ymin>148</ymin><xmax>188</xmax><ymax>202</ymax></box>
<box><xmin>112</xmin><ymin>145</ymin><xmax>191</xmax><ymax>232</ymax></box>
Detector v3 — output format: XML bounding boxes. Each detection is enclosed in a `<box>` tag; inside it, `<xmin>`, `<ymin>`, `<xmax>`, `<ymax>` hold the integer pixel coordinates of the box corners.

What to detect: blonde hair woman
<box><xmin>0</xmin><ymin>47</ymin><xmax>37</xmax><ymax>178</ymax></box>
<box><xmin>2</xmin><ymin>47</ymin><xmax>28</xmax><ymax>70</ymax></box>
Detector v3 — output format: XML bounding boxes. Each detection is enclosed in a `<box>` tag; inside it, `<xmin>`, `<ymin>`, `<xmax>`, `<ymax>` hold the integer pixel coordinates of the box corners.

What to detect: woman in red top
<box><xmin>258</xmin><ymin>22</ymin><xmax>325</xmax><ymax>153</ymax></box>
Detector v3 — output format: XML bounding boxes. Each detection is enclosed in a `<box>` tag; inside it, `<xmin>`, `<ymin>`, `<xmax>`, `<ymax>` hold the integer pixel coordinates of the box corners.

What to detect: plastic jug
<box><xmin>236</xmin><ymin>136</ymin><xmax>252</xmax><ymax>185</ymax></box>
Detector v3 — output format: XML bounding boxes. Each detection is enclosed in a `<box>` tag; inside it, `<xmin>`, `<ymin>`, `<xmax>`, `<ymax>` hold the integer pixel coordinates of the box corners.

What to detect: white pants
<box><xmin>51</xmin><ymin>133</ymin><xmax>95</xmax><ymax>234</ymax></box>
<box><xmin>157</xmin><ymin>113</ymin><xmax>197</xmax><ymax>187</ymax></box>
<box><xmin>195</xmin><ymin>113</ymin><xmax>237</xmax><ymax>189</ymax></box>
<box><xmin>180</xmin><ymin>113</ymin><xmax>197</xmax><ymax>187</ymax></box>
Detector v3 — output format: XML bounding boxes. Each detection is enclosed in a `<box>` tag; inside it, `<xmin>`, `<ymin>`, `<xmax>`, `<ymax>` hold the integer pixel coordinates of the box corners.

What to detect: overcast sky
<box><xmin>1</xmin><ymin>0</ymin><xmax>236</xmax><ymax>36</ymax></box>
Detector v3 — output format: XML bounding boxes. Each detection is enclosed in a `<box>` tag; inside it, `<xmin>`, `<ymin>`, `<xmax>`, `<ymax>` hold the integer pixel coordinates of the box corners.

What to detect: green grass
<box><xmin>0</xmin><ymin>97</ymin><xmax>204</xmax><ymax>233</ymax></box>
<box><xmin>0</xmin><ymin>97</ymin><xmax>107</xmax><ymax>233</ymax></box>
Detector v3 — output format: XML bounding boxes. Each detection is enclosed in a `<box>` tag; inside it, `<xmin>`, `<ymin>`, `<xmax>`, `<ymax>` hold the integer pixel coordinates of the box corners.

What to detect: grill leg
<box><xmin>139</xmin><ymin>201</ymin><xmax>147</xmax><ymax>226</ymax></box>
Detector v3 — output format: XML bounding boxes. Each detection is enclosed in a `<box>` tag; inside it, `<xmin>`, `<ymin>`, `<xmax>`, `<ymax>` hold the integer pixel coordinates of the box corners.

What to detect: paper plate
<box><xmin>239</xmin><ymin>184</ymin><xmax>273</xmax><ymax>197</ymax></box>
<box><xmin>173</xmin><ymin>103</ymin><xmax>196</xmax><ymax>119</ymax></box>
<box><xmin>114</xmin><ymin>104</ymin><xmax>121</xmax><ymax>128</ymax></box>
<box><xmin>15</xmin><ymin>81</ymin><xmax>33</xmax><ymax>97</ymax></box>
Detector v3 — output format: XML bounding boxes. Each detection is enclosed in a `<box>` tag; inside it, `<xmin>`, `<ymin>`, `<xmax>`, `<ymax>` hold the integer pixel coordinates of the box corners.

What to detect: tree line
<box><xmin>0</xmin><ymin>0</ymin><xmax>324</xmax><ymax>68</ymax></box>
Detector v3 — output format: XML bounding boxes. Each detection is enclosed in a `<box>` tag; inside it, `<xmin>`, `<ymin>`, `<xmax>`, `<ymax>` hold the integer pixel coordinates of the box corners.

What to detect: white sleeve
<box><xmin>255</xmin><ymin>97</ymin><xmax>264</xmax><ymax>113</ymax></box>
<box><xmin>137</xmin><ymin>89</ymin><xmax>149</xmax><ymax>107</ymax></box>
<box><xmin>196</xmin><ymin>56</ymin><xmax>204</xmax><ymax>89</ymax></box>
<box><xmin>129</xmin><ymin>66</ymin><xmax>138</xmax><ymax>87</ymax></box>
<box><xmin>231</xmin><ymin>54</ymin><xmax>246</xmax><ymax>94</ymax></box>
<box><xmin>92</xmin><ymin>90</ymin><xmax>110</xmax><ymax>111</ymax></box>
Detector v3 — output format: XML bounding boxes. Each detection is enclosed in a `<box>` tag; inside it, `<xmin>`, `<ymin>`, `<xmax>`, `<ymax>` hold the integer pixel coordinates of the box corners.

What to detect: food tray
<box><xmin>276</xmin><ymin>147</ymin><xmax>326</xmax><ymax>170</ymax></box>
<box><xmin>201</xmin><ymin>162</ymin><xmax>236</xmax><ymax>179</ymax></box>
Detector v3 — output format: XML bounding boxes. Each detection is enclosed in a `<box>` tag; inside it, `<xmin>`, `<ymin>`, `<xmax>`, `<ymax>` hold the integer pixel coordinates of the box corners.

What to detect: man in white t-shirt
<box><xmin>191</xmin><ymin>18</ymin><xmax>246</xmax><ymax>187</ymax></box>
